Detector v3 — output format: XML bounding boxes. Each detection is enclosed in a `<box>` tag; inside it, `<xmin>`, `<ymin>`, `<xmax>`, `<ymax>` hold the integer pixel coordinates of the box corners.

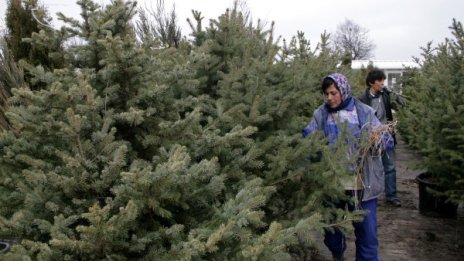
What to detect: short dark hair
<box><xmin>365</xmin><ymin>70</ymin><xmax>386</xmax><ymax>87</ymax></box>
<box><xmin>321</xmin><ymin>77</ymin><xmax>338</xmax><ymax>93</ymax></box>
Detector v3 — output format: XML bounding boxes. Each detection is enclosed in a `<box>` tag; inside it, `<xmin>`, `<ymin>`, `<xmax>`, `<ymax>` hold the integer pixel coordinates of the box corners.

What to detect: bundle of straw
<box><xmin>352</xmin><ymin>120</ymin><xmax>397</xmax><ymax>208</ymax></box>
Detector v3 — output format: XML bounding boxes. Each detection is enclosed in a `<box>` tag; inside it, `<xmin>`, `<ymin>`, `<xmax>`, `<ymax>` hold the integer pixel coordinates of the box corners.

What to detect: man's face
<box><xmin>371</xmin><ymin>79</ymin><xmax>385</xmax><ymax>93</ymax></box>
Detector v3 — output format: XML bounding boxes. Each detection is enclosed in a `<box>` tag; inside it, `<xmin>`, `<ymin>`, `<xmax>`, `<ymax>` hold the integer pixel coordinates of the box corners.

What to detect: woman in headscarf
<box><xmin>302</xmin><ymin>73</ymin><xmax>393</xmax><ymax>261</ymax></box>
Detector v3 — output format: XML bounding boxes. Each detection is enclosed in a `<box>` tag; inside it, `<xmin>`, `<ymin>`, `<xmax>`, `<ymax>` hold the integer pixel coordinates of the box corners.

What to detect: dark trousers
<box><xmin>324</xmin><ymin>197</ymin><xmax>379</xmax><ymax>261</ymax></box>
<box><xmin>382</xmin><ymin>149</ymin><xmax>399</xmax><ymax>201</ymax></box>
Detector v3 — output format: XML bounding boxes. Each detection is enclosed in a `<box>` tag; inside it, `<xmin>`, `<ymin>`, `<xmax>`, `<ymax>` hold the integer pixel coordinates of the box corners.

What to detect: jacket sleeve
<box><xmin>302</xmin><ymin>112</ymin><xmax>324</xmax><ymax>163</ymax></box>
<box><xmin>302</xmin><ymin>117</ymin><xmax>318</xmax><ymax>138</ymax></box>
<box><xmin>302</xmin><ymin>107</ymin><xmax>323</xmax><ymax>138</ymax></box>
<box><xmin>358</xmin><ymin>91</ymin><xmax>369</xmax><ymax>105</ymax></box>
<box><xmin>395</xmin><ymin>94</ymin><xmax>406</xmax><ymax>108</ymax></box>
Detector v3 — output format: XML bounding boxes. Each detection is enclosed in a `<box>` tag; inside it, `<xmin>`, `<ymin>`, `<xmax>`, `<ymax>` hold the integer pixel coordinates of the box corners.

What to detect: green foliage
<box><xmin>5</xmin><ymin>0</ymin><xmax>42</xmax><ymax>63</ymax></box>
<box><xmin>398</xmin><ymin>19</ymin><xmax>464</xmax><ymax>204</ymax></box>
<box><xmin>1</xmin><ymin>0</ymin><xmax>364</xmax><ymax>259</ymax></box>
<box><xmin>5</xmin><ymin>0</ymin><xmax>65</xmax><ymax>89</ymax></box>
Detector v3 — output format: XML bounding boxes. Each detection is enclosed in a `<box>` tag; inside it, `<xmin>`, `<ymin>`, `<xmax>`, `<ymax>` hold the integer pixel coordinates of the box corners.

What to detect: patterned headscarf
<box><xmin>326</xmin><ymin>73</ymin><xmax>352</xmax><ymax>101</ymax></box>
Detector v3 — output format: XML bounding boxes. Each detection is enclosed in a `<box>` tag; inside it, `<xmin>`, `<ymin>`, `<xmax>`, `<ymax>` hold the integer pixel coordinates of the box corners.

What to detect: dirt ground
<box><xmin>314</xmin><ymin>136</ymin><xmax>464</xmax><ymax>261</ymax></box>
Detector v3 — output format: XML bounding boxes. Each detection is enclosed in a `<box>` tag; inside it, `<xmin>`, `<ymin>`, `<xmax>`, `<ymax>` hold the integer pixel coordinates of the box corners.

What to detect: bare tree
<box><xmin>232</xmin><ymin>0</ymin><xmax>251</xmax><ymax>26</ymax></box>
<box><xmin>136</xmin><ymin>0</ymin><xmax>182</xmax><ymax>48</ymax></box>
<box><xmin>332</xmin><ymin>18</ymin><xmax>376</xmax><ymax>60</ymax></box>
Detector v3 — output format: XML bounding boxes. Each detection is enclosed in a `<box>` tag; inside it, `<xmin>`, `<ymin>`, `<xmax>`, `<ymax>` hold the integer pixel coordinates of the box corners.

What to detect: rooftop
<box><xmin>351</xmin><ymin>60</ymin><xmax>420</xmax><ymax>70</ymax></box>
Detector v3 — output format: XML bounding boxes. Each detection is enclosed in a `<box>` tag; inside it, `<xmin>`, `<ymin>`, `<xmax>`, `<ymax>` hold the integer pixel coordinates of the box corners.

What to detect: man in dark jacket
<box><xmin>359</xmin><ymin>70</ymin><xmax>405</xmax><ymax>207</ymax></box>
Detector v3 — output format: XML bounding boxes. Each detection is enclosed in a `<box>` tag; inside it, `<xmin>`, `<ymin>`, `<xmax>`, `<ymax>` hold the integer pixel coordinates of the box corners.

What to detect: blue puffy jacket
<box><xmin>303</xmin><ymin>98</ymin><xmax>394</xmax><ymax>201</ymax></box>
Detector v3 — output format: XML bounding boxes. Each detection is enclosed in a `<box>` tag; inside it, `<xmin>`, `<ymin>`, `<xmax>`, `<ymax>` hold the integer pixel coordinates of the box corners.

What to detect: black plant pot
<box><xmin>416</xmin><ymin>172</ymin><xmax>457</xmax><ymax>218</ymax></box>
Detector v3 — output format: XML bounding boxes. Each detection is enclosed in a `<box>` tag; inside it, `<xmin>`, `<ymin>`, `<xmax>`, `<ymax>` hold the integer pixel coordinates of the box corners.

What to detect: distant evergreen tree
<box><xmin>4</xmin><ymin>0</ymin><xmax>65</xmax><ymax>90</ymax></box>
<box><xmin>5</xmin><ymin>0</ymin><xmax>41</xmax><ymax>63</ymax></box>
<box><xmin>398</xmin><ymin>19</ymin><xmax>464</xmax><ymax>204</ymax></box>
<box><xmin>6</xmin><ymin>0</ymin><xmax>64</xmax><ymax>65</ymax></box>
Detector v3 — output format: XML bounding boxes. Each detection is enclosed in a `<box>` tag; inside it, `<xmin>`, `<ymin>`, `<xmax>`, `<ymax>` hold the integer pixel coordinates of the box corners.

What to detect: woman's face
<box><xmin>324</xmin><ymin>84</ymin><xmax>342</xmax><ymax>108</ymax></box>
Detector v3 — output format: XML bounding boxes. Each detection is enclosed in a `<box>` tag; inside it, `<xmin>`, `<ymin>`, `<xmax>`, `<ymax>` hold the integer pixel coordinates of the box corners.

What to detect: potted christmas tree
<box><xmin>398</xmin><ymin>19</ymin><xmax>463</xmax><ymax>218</ymax></box>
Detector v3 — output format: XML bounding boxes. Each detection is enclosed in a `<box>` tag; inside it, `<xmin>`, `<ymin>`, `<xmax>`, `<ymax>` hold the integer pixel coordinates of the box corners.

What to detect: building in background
<box><xmin>351</xmin><ymin>60</ymin><xmax>419</xmax><ymax>93</ymax></box>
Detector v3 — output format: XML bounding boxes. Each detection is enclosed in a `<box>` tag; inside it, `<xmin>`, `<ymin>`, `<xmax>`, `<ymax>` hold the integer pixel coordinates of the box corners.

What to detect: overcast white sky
<box><xmin>1</xmin><ymin>0</ymin><xmax>463</xmax><ymax>60</ymax></box>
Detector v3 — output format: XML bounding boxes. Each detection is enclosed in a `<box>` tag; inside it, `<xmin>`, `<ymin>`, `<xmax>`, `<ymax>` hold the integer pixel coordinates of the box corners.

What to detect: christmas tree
<box><xmin>398</xmin><ymin>19</ymin><xmax>464</xmax><ymax>204</ymax></box>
